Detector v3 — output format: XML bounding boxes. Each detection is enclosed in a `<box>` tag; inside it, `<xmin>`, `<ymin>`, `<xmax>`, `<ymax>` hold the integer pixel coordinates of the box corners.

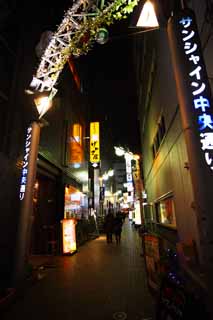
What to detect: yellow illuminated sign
<box><xmin>61</xmin><ymin>219</ymin><xmax>77</xmax><ymax>254</ymax></box>
<box><xmin>90</xmin><ymin>122</ymin><xmax>100</xmax><ymax>163</ymax></box>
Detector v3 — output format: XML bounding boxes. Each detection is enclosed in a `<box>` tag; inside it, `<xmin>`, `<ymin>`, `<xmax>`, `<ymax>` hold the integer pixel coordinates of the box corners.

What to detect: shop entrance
<box><xmin>30</xmin><ymin>174</ymin><xmax>58</xmax><ymax>255</ymax></box>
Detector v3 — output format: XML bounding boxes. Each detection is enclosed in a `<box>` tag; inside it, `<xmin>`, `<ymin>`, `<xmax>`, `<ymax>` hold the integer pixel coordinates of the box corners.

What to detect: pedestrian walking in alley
<box><xmin>113</xmin><ymin>211</ymin><xmax>123</xmax><ymax>244</ymax></box>
<box><xmin>103</xmin><ymin>210</ymin><xmax>114</xmax><ymax>243</ymax></box>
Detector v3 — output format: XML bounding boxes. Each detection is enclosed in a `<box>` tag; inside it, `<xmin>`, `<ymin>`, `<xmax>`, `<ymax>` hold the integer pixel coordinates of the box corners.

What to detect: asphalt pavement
<box><xmin>1</xmin><ymin>219</ymin><xmax>156</xmax><ymax>320</ymax></box>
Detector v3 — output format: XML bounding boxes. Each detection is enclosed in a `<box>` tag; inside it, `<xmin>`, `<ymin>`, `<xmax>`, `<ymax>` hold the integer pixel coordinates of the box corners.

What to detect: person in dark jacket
<box><xmin>113</xmin><ymin>212</ymin><xmax>123</xmax><ymax>244</ymax></box>
<box><xmin>104</xmin><ymin>210</ymin><xmax>114</xmax><ymax>243</ymax></box>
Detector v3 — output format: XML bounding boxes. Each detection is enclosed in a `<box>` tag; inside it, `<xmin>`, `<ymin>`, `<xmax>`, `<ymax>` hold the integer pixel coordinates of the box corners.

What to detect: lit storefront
<box><xmin>64</xmin><ymin>185</ymin><xmax>87</xmax><ymax>219</ymax></box>
<box><xmin>61</xmin><ymin>184</ymin><xmax>88</xmax><ymax>255</ymax></box>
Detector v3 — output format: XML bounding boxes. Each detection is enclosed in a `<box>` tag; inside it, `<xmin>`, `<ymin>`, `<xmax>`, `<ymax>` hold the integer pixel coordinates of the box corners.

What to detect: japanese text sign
<box><xmin>19</xmin><ymin>126</ymin><xmax>33</xmax><ymax>200</ymax></box>
<box><xmin>170</xmin><ymin>9</ymin><xmax>213</xmax><ymax>171</ymax></box>
<box><xmin>90</xmin><ymin>122</ymin><xmax>100</xmax><ymax>163</ymax></box>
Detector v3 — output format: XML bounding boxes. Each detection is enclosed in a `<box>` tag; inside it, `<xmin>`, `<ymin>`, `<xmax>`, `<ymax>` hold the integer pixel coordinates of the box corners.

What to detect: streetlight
<box><xmin>134</xmin><ymin>0</ymin><xmax>159</xmax><ymax>27</ymax></box>
<box><xmin>100</xmin><ymin>169</ymin><xmax>114</xmax><ymax>214</ymax></box>
<box><xmin>108</xmin><ymin>169</ymin><xmax>114</xmax><ymax>177</ymax></box>
<box><xmin>34</xmin><ymin>91</ymin><xmax>53</xmax><ymax>118</ymax></box>
<box><xmin>102</xmin><ymin>172</ymin><xmax>109</xmax><ymax>181</ymax></box>
<box><xmin>14</xmin><ymin>92</ymin><xmax>52</xmax><ymax>287</ymax></box>
<box><xmin>131</xmin><ymin>0</ymin><xmax>213</xmax><ymax>315</ymax></box>
<box><xmin>114</xmin><ymin>146</ymin><xmax>125</xmax><ymax>157</ymax></box>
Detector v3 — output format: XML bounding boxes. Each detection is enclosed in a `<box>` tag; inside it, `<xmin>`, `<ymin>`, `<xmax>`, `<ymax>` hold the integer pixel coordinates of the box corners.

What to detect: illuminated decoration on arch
<box><xmin>90</xmin><ymin>122</ymin><xmax>100</xmax><ymax>164</ymax></box>
<box><xmin>96</xmin><ymin>28</ymin><xmax>109</xmax><ymax>44</ymax></box>
<box><xmin>27</xmin><ymin>0</ymin><xmax>139</xmax><ymax>100</ymax></box>
<box><xmin>169</xmin><ymin>9</ymin><xmax>213</xmax><ymax>171</ymax></box>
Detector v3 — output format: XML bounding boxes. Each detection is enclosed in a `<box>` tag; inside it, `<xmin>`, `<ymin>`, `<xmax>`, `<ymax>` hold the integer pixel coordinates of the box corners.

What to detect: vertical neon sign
<box><xmin>177</xmin><ymin>10</ymin><xmax>213</xmax><ymax>171</ymax></box>
<box><xmin>19</xmin><ymin>126</ymin><xmax>33</xmax><ymax>200</ymax></box>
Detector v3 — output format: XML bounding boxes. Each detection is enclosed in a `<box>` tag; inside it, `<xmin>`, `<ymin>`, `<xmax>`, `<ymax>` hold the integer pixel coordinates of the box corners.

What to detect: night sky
<box><xmin>77</xmin><ymin>19</ymin><xmax>141</xmax><ymax>154</ymax></box>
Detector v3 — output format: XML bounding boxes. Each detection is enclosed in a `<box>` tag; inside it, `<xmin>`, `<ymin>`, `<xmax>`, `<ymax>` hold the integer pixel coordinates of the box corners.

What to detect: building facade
<box><xmin>133</xmin><ymin>0</ymin><xmax>213</xmax><ymax>306</ymax></box>
<box><xmin>0</xmin><ymin>1</ymin><xmax>91</xmax><ymax>289</ymax></box>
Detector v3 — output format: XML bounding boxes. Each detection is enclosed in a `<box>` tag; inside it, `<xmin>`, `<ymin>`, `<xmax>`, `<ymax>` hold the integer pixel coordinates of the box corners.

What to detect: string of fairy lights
<box><xmin>27</xmin><ymin>0</ymin><xmax>139</xmax><ymax>99</ymax></box>
<box><xmin>28</xmin><ymin>0</ymin><xmax>93</xmax><ymax>98</ymax></box>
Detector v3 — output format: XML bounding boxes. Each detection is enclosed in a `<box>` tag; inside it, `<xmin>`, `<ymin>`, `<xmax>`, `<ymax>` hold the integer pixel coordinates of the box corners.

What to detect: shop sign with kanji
<box><xmin>19</xmin><ymin>126</ymin><xmax>33</xmax><ymax>200</ymax></box>
<box><xmin>90</xmin><ymin>122</ymin><xmax>100</xmax><ymax>163</ymax></box>
<box><xmin>177</xmin><ymin>9</ymin><xmax>213</xmax><ymax>171</ymax></box>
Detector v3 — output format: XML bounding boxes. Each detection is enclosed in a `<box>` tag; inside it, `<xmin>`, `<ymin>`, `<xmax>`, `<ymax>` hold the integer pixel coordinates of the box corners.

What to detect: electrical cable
<box><xmin>108</xmin><ymin>27</ymin><xmax>159</xmax><ymax>42</ymax></box>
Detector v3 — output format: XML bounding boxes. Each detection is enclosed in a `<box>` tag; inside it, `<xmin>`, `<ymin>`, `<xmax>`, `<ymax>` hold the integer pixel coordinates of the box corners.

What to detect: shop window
<box><xmin>155</xmin><ymin>196</ymin><xmax>176</xmax><ymax>227</ymax></box>
<box><xmin>152</xmin><ymin>116</ymin><xmax>166</xmax><ymax>159</ymax></box>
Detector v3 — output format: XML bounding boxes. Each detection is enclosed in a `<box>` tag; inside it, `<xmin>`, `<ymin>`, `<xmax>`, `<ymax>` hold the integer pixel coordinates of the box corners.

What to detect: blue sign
<box><xmin>177</xmin><ymin>10</ymin><xmax>213</xmax><ymax>171</ymax></box>
<box><xmin>19</xmin><ymin>126</ymin><xmax>32</xmax><ymax>200</ymax></box>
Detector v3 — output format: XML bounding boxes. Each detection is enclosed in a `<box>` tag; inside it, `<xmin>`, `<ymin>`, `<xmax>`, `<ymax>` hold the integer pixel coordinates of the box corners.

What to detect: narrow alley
<box><xmin>1</xmin><ymin>219</ymin><xmax>156</xmax><ymax>320</ymax></box>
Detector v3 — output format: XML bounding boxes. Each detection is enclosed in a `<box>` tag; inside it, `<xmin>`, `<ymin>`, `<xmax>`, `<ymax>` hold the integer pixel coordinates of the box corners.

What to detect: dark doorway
<box><xmin>30</xmin><ymin>174</ymin><xmax>58</xmax><ymax>255</ymax></box>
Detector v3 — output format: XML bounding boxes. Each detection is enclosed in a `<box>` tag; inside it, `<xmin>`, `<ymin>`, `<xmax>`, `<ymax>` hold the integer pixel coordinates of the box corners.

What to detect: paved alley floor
<box><xmin>2</xmin><ymin>219</ymin><xmax>156</xmax><ymax>320</ymax></box>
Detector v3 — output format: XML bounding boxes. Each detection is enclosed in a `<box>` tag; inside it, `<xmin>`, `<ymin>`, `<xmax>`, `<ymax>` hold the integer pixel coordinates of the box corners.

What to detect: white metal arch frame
<box><xmin>29</xmin><ymin>0</ymin><xmax>97</xmax><ymax>97</ymax></box>
<box><xmin>28</xmin><ymin>0</ymin><xmax>136</xmax><ymax>102</ymax></box>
